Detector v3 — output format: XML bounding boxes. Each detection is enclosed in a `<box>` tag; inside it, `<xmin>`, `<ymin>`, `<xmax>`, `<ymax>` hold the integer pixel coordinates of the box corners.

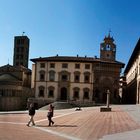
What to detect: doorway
<box><xmin>60</xmin><ymin>87</ymin><xmax>67</xmax><ymax>101</ymax></box>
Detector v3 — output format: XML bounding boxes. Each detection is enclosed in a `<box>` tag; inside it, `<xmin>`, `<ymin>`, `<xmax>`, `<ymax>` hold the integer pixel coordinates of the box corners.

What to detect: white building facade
<box><xmin>31</xmin><ymin>57</ymin><xmax>94</xmax><ymax>105</ymax></box>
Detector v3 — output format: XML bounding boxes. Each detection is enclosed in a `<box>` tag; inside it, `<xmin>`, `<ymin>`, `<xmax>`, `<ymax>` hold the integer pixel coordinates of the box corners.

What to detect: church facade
<box><xmin>31</xmin><ymin>34</ymin><xmax>124</xmax><ymax>106</ymax></box>
<box><xmin>0</xmin><ymin>64</ymin><xmax>32</xmax><ymax>110</ymax></box>
<box><xmin>0</xmin><ymin>35</ymin><xmax>33</xmax><ymax>111</ymax></box>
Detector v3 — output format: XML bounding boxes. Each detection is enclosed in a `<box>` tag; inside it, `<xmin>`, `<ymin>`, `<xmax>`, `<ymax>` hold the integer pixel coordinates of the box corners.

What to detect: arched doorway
<box><xmin>100</xmin><ymin>77</ymin><xmax>112</xmax><ymax>103</ymax></box>
<box><xmin>60</xmin><ymin>87</ymin><xmax>67</xmax><ymax>101</ymax></box>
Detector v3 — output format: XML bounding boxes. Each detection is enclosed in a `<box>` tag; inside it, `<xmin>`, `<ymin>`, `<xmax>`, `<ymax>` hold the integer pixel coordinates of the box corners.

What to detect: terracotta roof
<box><xmin>30</xmin><ymin>56</ymin><xmax>124</xmax><ymax>66</ymax></box>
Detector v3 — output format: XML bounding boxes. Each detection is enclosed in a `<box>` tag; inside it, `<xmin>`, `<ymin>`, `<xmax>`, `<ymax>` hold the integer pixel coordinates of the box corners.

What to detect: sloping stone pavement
<box><xmin>0</xmin><ymin>105</ymin><xmax>140</xmax><ymax>140</ymax></box>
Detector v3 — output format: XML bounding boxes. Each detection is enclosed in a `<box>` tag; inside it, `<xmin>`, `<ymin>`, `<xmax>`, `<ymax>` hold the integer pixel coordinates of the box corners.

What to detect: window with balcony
<box><xmin>49</xmin><ymin>70</ymin><xmax>55</xmax><ymax>81</ymax></box>
<box><xmin>74</xmin><ymin>71</ymin><xmax>80</xmax><ymax>83</ymax></box>
<box><xmin>39</xmin><ymin>70</ymin><xmax>45</xmax><ymax>81</ymax></box>
<box><xmin>84</xmin><ymin>72</ymin><xmax>90</xmax><ymax>83</ymax></box>
<box><xmin>61</xmin><ymin>75</ymin><xmax>68</xmax><ymax>81</ymax></box>
<box><xmin>59</xmin><ymin>71</ymin><xmax>70</xmax><ymax>82</ymax></box>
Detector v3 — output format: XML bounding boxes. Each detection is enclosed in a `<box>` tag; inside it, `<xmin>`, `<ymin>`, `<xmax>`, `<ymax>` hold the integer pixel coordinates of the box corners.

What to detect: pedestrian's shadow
<box><xmin>36</xmin><ymin>124</ymin><xmax>77</xmax><ymax>127</ymax></box>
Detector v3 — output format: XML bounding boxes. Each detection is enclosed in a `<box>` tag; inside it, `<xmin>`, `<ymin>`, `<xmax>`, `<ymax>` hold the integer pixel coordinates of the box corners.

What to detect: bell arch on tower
<box><xmin>100</xmin><ymin>32</ymin><xmax>116</xmax><ymax>61</ymax></box>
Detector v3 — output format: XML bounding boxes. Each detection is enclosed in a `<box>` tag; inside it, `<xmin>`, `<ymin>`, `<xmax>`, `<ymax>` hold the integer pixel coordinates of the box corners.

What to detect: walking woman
<box><xmin>27</xmin><ymin>103</ymin><xmax>36</xmax><ymax>126</ymax></box>
<box><xmin>47</xmin><ymin>104</ymin><xmax>54</xmax><ymax>126</ymax></box>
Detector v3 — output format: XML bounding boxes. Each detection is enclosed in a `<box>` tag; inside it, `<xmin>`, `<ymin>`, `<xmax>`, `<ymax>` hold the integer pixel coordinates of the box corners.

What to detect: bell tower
<box><xmin>13</xmin><ymin>35</ymin><xmax>30</xmax><ymax>68</ymax></box>
<box><xmin>100</xmin><ymin>33</ymin><xmax>116</xmax><ymax>61</ymax></box>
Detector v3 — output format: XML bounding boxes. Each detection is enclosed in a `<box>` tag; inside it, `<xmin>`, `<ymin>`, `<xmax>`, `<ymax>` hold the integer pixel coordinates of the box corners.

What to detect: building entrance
<box><xmin>60</xmin><ymin>87</ymin><xmax>67</xmax><ymax>101</ymax></box>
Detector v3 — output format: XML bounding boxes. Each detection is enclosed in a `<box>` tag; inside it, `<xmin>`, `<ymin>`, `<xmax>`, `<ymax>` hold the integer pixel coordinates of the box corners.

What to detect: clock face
<box><xmin>106</xmin><ymin>44</ymin><xmax>111</xmax><ymax>51</ymax></box>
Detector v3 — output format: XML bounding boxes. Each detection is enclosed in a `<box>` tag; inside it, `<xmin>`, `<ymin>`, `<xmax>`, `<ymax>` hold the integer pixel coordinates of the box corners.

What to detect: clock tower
<box><xmin>100</xmin><ymin>33</ymin><xmax>116</xmax><ymax>61</ymax></box>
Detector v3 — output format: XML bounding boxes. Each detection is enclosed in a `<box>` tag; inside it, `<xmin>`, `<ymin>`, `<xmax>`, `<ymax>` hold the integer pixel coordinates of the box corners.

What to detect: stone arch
<box><xmin>99</xmin><ymin>77</ymin><xmax>112</xmax><ymax>103</ymax></box>
<box><xmin>59</xmin><ymin>70</ymin><xmax>70</xmax><ymax>81</ymax></box>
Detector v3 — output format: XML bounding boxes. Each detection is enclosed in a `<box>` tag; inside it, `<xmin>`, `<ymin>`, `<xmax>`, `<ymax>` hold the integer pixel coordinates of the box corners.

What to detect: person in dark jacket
<box><xmin>27</xmin><ymin>103</ymin><xmax>36</xmax><ymax>126</ymax></box>
<box><xmin>47</xmin><ymin>104</ymin><xmax>54</xmax><ymax>126</ymax></box>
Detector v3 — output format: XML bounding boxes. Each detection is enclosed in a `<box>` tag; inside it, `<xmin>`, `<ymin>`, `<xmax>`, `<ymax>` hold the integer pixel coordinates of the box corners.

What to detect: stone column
<box><xmin>106</xmin><ymin>89</ymin><xmax>110</xmax><ymax>108</ymax></box>
<box><xmin>100</xmin><ymin>89</ymin><xmax>111</xmax><ymax>112</ymax></box>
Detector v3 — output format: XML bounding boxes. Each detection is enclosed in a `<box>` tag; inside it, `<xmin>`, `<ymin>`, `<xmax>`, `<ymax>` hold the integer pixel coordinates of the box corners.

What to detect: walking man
<box><xmin>27</xmin><ymin>103</ymin><xmax>36</xmax><ymax>126</ymax></box>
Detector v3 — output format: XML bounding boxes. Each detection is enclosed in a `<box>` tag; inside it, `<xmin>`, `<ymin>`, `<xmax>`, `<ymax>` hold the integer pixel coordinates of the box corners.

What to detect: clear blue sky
<box><xmin>0</xmin><ymin>0</ymin><xmax>140</xmax><ymax>73</ymax></box>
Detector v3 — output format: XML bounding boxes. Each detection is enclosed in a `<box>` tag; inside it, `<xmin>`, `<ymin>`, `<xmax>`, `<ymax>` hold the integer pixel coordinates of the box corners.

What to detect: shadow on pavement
<box><xmin>36</xmin><ymin>124</ymin><xmax>78</xmax><ymax>127</ymax></box>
